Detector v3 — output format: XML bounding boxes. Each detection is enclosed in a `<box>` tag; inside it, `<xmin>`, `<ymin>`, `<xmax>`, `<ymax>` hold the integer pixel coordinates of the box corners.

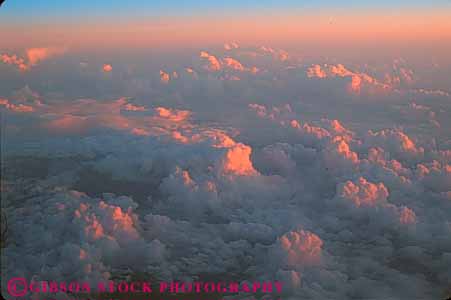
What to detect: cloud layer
<box><xmin>1</xmin><ymin>44</ymin><xmax>450</xmax><ymax>300</ymax></box>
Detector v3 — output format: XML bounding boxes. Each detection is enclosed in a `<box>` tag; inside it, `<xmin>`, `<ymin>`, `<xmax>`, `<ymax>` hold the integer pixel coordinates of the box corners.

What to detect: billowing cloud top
<box><xmin>1</xmin><ymin>43</ymin><xmax>451</xmax><ymax>300</ymax></box>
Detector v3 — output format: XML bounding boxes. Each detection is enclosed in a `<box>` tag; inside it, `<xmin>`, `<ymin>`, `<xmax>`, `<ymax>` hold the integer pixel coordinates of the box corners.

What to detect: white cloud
<box><xmin>2</xmin><ymin>45</ymin><xmax>451</xmax><ymax>300</ymax></box>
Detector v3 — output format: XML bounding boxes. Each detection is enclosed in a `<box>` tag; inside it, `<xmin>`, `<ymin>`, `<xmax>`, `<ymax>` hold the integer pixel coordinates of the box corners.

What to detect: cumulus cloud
<box><xmin>26</xmin><ymin>47</ymin><xmax>65</xmax><ymax>66</ymax></box>
<box><xmin>258</xmin><ymin>46</ymin><xmax>289</xmax><ymax>62</ymax></box>
<box><xmin>154</xmin><ymin>107</ymin><xmax>191</xmax><ymax>122</ymax></box>
<box><xmin>160</xmin><ymin>70</ymin><xmax>170</xmax><ymax>83</ymax></box>
<box><xmin>200</xmin><ymin>51</ymin><xmax>222</xmax><ymax>71</ymax></box>
<box><xmin>2</xmin><ymin>190</ymin><xmax>166</xmax><ymax>285</ymax></box>
<box><xmin>2</xmin><ymin>45</ymin><xmax>451</xmax><ymax>300</ymax></box>
<box><xmin>1</xmin><ymin>47</ymin><xmax>65</xmax><ymax>71</ymax></box>
<box><xmin>123</xmin><ymin>103</ymin><xmax>147</xmax><ymax>112</ymax></box>
<box><xmin>220</xmin><ymin>143</ymin><xmax>258</xmax><ymax>176</ymax></box>
<box><xmin>307</xmin><ymin>63</ymin><xmax>391</xmax><ymax>94</ymax></box>
<box><xmin>224</xmin><ymin>42</ymin><xmax>239</xmax><ymax>50</ymax></box>
<box><xmin>1</xmin><ymin>54</ymin><xmax>28</xmax><ymax>71</ymax></box>
<box><xmin>337</xmin><ymin>177</ymin><xmax>389</xmax><ymax>207</ymax></box>
<box><xmin>223</xmin><ymin>57</ymin><xmax>245</xmax><ymax>71</ymax></box>
<box><xmin>0</xmin><ymin>98</ymin><xmax>34</xmax><ymax>112</ymax></box>
<box><xmin>384</xmin><ymin>58</ymin><xmax>415</xmax><ymax>86</ymax></box>
<box><xmin>199</xmin><ymin>50</ymin><xmax>258</xmax><ymax>75</ymax></box>
<box><xmin>364</xmin><ymin>129</ymin><xmax>425</xmax><ymax>163</ymax></box>
<box><xmin>273</xmin><ymin>229</ymin><xmax>323</xmax><ymax>268</ymax></box>
<box><xmin>102</xmin><ymin>64</ymin><xmax>113</xmax><ymax>72</ymax></box>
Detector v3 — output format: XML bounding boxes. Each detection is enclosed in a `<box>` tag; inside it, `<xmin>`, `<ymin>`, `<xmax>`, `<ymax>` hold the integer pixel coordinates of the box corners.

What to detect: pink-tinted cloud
<box><xmin>1</xmin><ymin>47</ymin><xmax>65</xmax><ymax>71</ymax></box>
<box><xmin>130</xmin><ymin>128</ymin><xmax>151</xmax><ymax>136</ymax></box>
<box><xmin>207</xmin><ymin>131</ymin><xmax>237</xmax><ymax>148</ymax></box>
<box><xmin>123</xmin><ymin>103</ymin><xmax>147</xmax><ymax>112</ymax></box>
<box><xmin>155</xmin><ymin>107</ymin><xmax>191</xmax><ymax>122</ymax></box>
<box><xmin>184</xmin><ymin>68</ymin><xmax>198</xmax><ymax>79</ymax></box>
<box><xmin>413</xmin><ymin>88</ymin><xmax>450</xmax><ymax>97</ymax></box>
<box><xmin>365</xmin><ymin>129</ymin><xmax>424</xmax><ymax>161</ymax></box>
<box><xmin>0</xmin><ymin>98</ymin><xmax>34</xmax><ymax>112</ymax></box>
<box><xmin>224</xmin><ymin>42</ymin><xmax>239</xmax><ymax>50</ymax></box>
<box><xmin>399</xmin><ymin>206</ymin><xmax>416</xmax><ymax>225</ymax></box>
<box><xmin>102</xmin><ymin>64</ymin><xmax>113</xmax><ymax>72</ymax></box>
<box><xmin>1</xmin><ymin>54</ymin><xmax>28</xmax><ymax>71</ymax></box>
<box><xmin>306</xmin><ymin>64</ymin><xmax>327</xmax><ymax>78</ymax></box>
<box><xmin>200</xmin><ymin>51</ymin><xmax>221</xmax><ymax>71</ymax></box>
<box><xmin>26</xmin><ymin>47</ymin><xmax>64</xmax><ymax>66</ymax></box>
<box><xmin>338</xmin><ymin>177</ymin><xmax>389</xmax><ymax>207</ymax></box>
<box><xmin>327</xmin><ymin>120</ymin><xmax>353</xmax><ymax>138</ymax></box>
<box><xmin>307</xmin><ymin>63</ymin><xmax>391</xmax><ymax>94</ymax></box>
<box><xmin>258</xmin><ymin>46</ymin><xmax>289</xmax><ymax>62</ymax></box>
<box><xmin>46</xmin><ymin>115</ymin><xmax>91</xmax><ymax>134</ymax></box>
<box><xmin>416</xmin><ymin>160</ymin><xmax>451</xmax><ymax>193</ymax></box>
<box><xmin>41</xmin><ymin>98</ymin><xmax>146</xmax><ymax>134</ymax></box>
<box><xmin>223</xmin><ymin>57</ymin><xmax>245</xmax><ymax>71</ymax></box>
<box><xmin>10</xmin><ymin>95</ymin><xmax>242</xmax><ymax>149</ymax></box>
<box><xmin>199</xmin><ymin>51</ymin><xmax>254</xmax><ymax>74</ymax></box>
<box><xmin>221</xmin><ymin>143</ymin><xmax>258</xmax><ymax>176</ymax></box>
<box><xmin>383</xmin><ymin>59</ymin><xmax>415</xmax><ymax>87</ymax></box>
<box><xmin>277</xmin><ymin>229</ymin><xmax>323</xmax><ymax>267</ymax></box>
<box><xmin>160</xmin><ymin>70</ymin><xmax>170</xmax><ymax>84</ymax></box>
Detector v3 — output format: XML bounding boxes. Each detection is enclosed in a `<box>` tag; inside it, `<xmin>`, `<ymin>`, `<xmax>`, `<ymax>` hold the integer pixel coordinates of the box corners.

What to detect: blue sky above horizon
<box><xmin>1</xmin><ymin>0</ymin><xmax>449</xmax><ymax>22</ymax></box>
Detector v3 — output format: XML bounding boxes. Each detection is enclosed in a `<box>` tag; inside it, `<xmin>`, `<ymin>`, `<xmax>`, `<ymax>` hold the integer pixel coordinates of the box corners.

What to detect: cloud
<box><xmin>1</xmin><ymin>47</ymin><xmax>65</xmax><ymax>71</ymax></box>
<box><xmin>26</xmin><ymin>47</ymin><xmax>65</xmax><ymax>66</ymax></box>
<box><xmin>2</xmin><ymin>190</ymin><xmax>166</xmax><ymax>284</ymax></box>
<box><xmin>364</xmin><ymin>129</ymin><xmax>424</xmax><ymax>162</ymax></box>
<box><xmin>0</xmin><ymin>98</ymin><xmax>34</xmax><ymax>112</ymax></box>
<box><xmin>220</xmin><ymin>143</ymin><xmax>258</xmax><ymax>176</ymax></box>
<box><xmin>416</xmin><ymin>160</ymin><xmax>451</xmax><ymax>193</ymax></box>
<box><xmin>399</xmin><ymin>206</ymin><xmax>416</xmax><ymax>225</ymax></box>
<box><xmin>2</xmin><ymin>45</ymin><xmax>451</xmax><ymax>300</ymax></box>
<box><xmin>273</xmin><ymin>229</ymin><xmax>323</xmax><ymax>268</ymax></box>
<box><xmin>384</xmin><ymin>59</ymin><xmax>415</xmax><ymax>86</ymax></box>
<box><xmin>200</xmin><ymin>51</ymin><xmax>222</xmax><ymax>71</ymax></box>
<box><xmin>306</xmin><ymin>63</ymin><xmax>391</xmax><ymax>94</ymax></box>
<box><xmin>154</xmin><ymin>107</ymin><xmax>191</xmax><ymax>122</ymax></box>
<box><xmin>306</xmin><ymin>64</ymin><xmax>326</xmax><ymax>78</ymax></box>
<box><xmin>123</xmin><ymin>103</ymin><xmax>147</xmax><ymax>112</ymax></box>
<box><xmin>337</xmin><ymin>177</ymin><xmax>389</xmax><ymax>207</ymax></box>
<box><xmin>160</xmin><ymin>70</ymin><xmax>170</xmax><ymax>84</ymax></box>
<box><xmin>199</xmin><ymin>51</ymin><xmax>257</xmax><ymax>75</ymax></box>
<box><xmin>102</xmin><ymin>64</ymin><xmax>113</xmax><ymax>72</ymax></box>
<box><xmin>1</xmin><ymin>54</ymin><xmax>28</xmax><ymax>71</ymax></box>
<box><xmin>223</xmin><ymin>57</ymin><xmax>245</xmax><ymax>71</ymax></box>
<box><xmin>258</xmin><ymin>46</ymin><xmax>289</xmax><ymax>62</ymax></box>
<box><xmin>224</xmin><ymin>42</ymin><xmax>239</xmax><ymax>50</ymax></box>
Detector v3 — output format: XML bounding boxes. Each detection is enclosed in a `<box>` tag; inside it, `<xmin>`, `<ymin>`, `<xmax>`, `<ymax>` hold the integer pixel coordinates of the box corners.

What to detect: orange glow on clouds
<box><xmin>1</xmin><ymin>47</ymin><xmax>65</xmax><ymax>71</ymax></box>
<box><xmin>0</xmin><ymin>98</ymin><xmax>34</xmax><ymax>112</ymax></box>
<box><xmin>155</xmin><ymin>107</ymin><xmax>191</xmax><ymax>122</ymax></box>
<box><xmin>26</xmin><ymin>47</ymin><xmax>64</xmax><ymax>65</ymax></box>
<box><xmin>399</xmin><ymin>206</ymin><xmax>416</xmax><ymax>225</ymax></box>
<box><xmin>221</xmin><ymin>143</ymin><xmax>258</xmax><ymax>176</ymax></box>
<box><xmin>279</xmin><ymin>230</ymin><xmax>323</xmax><ymax>267</ymax></box>
<box><xmin>339</xmin><ymin>177</ymin><xmax>389</xmax><ymax>207</ymax></box>
<box><xmin>102</xmin><ymin>64</ymin><xmax>112</xmax><ymax>72</ymax></box>
<box><xmin>307</xmin><ymin>64</ymin><xmax>391</xmax><ymax>94</ymax></box>
<box><xmin>159</xmin><ymin>70</ymin><xmax>170</xmax><ymax>83</ymax></box>
<box><xmin>200</xmin><ymin>51</ymin><xmax>222</xmax><ymax>71</ymax></box>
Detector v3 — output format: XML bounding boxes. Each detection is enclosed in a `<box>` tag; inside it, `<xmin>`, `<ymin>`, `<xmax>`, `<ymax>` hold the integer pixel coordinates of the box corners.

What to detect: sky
<box><xmin>1</xmin><ymin>0</ymin><xmax>450</xmax><ymax>55</ymax></box>
<box><xmin>1</xmin><ymin>0</ymin><xmax>447</xmax><ymax>19</ymax></box>
<box><xmin>1</xmin><ymin>1</ymin><xmax>451</xmax><ymax>300</ymax></box>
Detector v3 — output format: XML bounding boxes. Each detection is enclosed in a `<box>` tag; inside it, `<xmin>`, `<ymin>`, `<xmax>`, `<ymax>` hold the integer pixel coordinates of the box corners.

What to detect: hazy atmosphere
<box><xmin>1</xmin><ymin>1</ymin><xmax>451</xmax><ymax>299</ymax></box>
